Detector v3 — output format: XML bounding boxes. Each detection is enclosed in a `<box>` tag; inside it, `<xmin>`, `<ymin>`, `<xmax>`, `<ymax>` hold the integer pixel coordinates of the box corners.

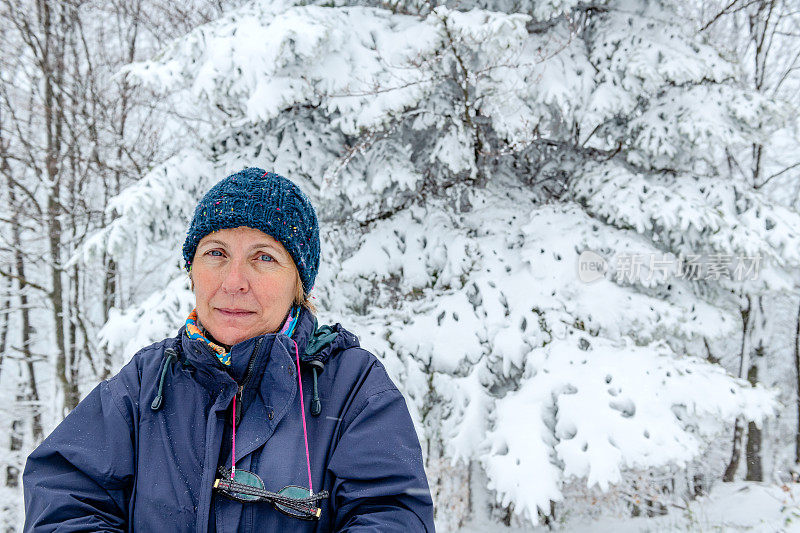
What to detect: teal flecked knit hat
<box><xmin>182</xmin><ymin>167</ymin><xmax>320</xmax><ymax>293</ymax></box>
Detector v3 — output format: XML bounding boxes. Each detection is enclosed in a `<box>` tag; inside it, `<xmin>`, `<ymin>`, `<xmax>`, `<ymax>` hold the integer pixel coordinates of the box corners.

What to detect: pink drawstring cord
<box><xmin>231</xmin><ymin>393</ymin><xmax>237</xmax><ymax>480</ymax></box>
<box><xmin>229</xmin><ymin>337</ymin><xmax>313</xmax><ymax>494</ymax></box>
<box><xmin>293</xmin><ymin>339</ymin><xmax>314</xmax><ymax>495</ymax></box>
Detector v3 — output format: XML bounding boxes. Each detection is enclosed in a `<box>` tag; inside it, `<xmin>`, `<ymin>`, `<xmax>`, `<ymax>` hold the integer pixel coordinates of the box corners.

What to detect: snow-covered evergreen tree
<box><xmin>83</xmin><ymin>0</ymin><xmax>800</xmax><ymax>528</ymax></box>
<box><xmin>683</xmin><ymin>0</ymin><xmax>800</xmax><ymax>485</ymax></box>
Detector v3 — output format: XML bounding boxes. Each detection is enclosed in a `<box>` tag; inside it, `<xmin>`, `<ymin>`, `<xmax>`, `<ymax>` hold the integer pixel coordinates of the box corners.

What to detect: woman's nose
<box><xmin>220</xmin><ymin>261</ymin><xmax>249</xmax><ymax>293</ymax></box>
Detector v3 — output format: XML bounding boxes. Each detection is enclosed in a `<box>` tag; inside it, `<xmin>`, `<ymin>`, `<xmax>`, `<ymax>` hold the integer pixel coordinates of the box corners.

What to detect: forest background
<box><xmin>2</xmin><ymin>0</ymin><xmax>800</xmax><ymax>530</ymax></box>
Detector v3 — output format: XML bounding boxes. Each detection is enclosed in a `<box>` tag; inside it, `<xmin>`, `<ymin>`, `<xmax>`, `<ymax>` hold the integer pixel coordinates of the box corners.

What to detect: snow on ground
<box><xmin>454</xmin><ymin>482</ymin><xmax>800</xmax><ymax>532</ymax></box>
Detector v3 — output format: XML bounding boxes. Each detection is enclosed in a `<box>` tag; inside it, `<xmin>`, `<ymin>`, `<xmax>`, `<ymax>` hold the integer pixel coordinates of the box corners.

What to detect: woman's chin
<box><xmin>202</xmin><ymin>318</ymin><xmax>254</xmax><ymax>346</ymax></box>
<box><xmin>201</xmin><ymin>309</ymin><xmax>280</xmax><ymax>345</ymax></box>
<box><xmin>211</xmin><ymin>327</ymin><xmax>254</xmax><ymax>347</ymax></box>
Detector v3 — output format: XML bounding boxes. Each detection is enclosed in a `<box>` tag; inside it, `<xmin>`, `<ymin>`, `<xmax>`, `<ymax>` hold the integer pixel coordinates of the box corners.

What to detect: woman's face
<box><xmin>191</xmin><ymin>226</ymin><xmax>299</xmax><ymax>346</ymax></box>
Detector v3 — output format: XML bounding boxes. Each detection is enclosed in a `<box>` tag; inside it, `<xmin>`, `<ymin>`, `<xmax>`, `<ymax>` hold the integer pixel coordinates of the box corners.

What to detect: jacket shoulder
<box><xmin>320</xmin><ymin>327</ymin><xmax>404</xmax><ymax>429</ymax></box>
<box><xmin>105</xmin><ymin>334</ymin><xmax>181</xmax><ymax>420</ymax></box>
<box><xmin>336</xmin><ymin>345</ymin><xmax>399</xmax><ymax>396</ymax></box>
<box><xmin>123</xmin><ymin>334</ymin><xmax>182</xmax><ymax>376</ymax></box>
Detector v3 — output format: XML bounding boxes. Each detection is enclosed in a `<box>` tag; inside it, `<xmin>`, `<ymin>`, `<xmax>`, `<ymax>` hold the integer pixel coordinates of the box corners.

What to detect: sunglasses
<box><xmin>214</xmin><ymin>466</ymin><xmax>329</xmax><ymax>520</ymax></box>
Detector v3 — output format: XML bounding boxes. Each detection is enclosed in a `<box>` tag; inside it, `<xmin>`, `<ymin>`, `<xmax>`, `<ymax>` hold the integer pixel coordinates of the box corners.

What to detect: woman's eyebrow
<box><xmin>199</xmin><ymin>239</ymin><xmax>227</xmax><ymax>248</ymax></box>
<box><xmin>199</xmin><ymin>240</ymin><xmax>284</xmax><ymax>254</ymax></box>
<box><xmin>250</xmin><ymin>242</ymin><xmax>277</xmax><ymax>250</ymax></box>
<box><xmin>249</xmin><ymin>243</ymin><xmax>283</xmax><ymax>253</ymax></box>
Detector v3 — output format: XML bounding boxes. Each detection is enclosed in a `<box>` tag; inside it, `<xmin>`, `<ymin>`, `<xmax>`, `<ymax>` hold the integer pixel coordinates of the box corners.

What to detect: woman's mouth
<box><xmin>215</xmin><ymin>308</ymin><xmax>255</xmax><ymax>317</ymax></box>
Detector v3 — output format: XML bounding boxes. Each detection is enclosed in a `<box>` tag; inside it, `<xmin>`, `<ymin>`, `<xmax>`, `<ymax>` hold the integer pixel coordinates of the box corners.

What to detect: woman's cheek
<box><xmin>255</xmin><ymin>274</ymin><xmax>294</xmax><ymax>304</ymax></box>
<box><xmin>253</xmin><ymin>278</ymin><xmax>279</xmax><ymax>301</ymax></box>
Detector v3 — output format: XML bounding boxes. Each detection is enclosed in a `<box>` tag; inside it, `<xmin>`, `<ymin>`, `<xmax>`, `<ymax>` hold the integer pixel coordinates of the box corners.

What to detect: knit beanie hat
<box><xmin>182</xmin><ymin>167</ymin><xmax>320</xmax><ymax>293</ymax></box>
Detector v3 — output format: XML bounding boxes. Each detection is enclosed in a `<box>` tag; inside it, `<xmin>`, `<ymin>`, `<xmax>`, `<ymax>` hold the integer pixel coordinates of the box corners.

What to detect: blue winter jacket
<box><xmin>23</xmin><ymin>308</ymin><xmax>435</xmax><ymax>532</ymax></box>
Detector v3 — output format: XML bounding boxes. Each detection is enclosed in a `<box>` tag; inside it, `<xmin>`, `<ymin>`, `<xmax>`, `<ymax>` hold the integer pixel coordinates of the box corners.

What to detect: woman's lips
<box><xmin>215</xmin><ymin>308</ymin><xmax>255</xmax><ymax>317</ymax></box>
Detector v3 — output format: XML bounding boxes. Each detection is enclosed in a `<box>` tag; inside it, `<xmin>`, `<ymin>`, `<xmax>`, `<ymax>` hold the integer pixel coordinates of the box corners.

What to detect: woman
<box><xmin>23</xmin><ymin>168</ymin><xmax>435</xmax><ymax>532</ymax></box>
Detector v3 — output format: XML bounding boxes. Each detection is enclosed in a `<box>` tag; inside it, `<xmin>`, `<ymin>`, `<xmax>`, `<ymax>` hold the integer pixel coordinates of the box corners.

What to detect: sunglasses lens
<box><xmin>274</xmin><ymin>485</ymin><xmax>319</xmax><ymax>520</ymax></box>
<box><xmin>229</xmin><ymin>469</ymin><xmax>264</xmax><ymax>502</ymax></box>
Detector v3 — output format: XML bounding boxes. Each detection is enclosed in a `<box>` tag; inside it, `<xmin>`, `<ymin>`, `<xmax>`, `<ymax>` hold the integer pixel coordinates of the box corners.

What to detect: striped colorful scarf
<box><xmin>185</xmin><ymin>306</ymin><xmax>301</xmax><ymax>366</ymax></box>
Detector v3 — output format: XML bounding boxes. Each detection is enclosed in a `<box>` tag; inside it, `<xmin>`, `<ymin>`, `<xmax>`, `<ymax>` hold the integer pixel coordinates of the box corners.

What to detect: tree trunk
<box><xmin>40</xmin><ymin>1</ymin><xmax>80</xmax><ymax>414</ymax></box>
<box><xmin>724</xmin><ymin>295</ymin><xmax>752</xmax><ymax>481</ymax></box>
<box><xmin>11</xmin><ymin>225</ymin><xmax>42</xmax><ymax>445</ymax></box>
<box><xmin>795</xmin><ymin>296</ymin><xmax>800</xmax><ymax>465</ymax></box>
<box><xmin>744</xmin><ymin>296</ymin><xmax>766</xmax><ymax>481</ymax></box>
<box><xmin>0</xmin><ymin>279</ymin><xmax>8</xmax><ymax>384</ymax></box>
<box><xmin>7</xmin><ymin>385</ymin><xmax>25</xmax><ymax>488</ymax></box>
<box><xmin>2</xmin><ymin>144</ymin><xmax>44</xmax><ymax>442</ymax></box>
<box><xmin>745</xmin><ymin>359</ymin><xmax>763</xmax><ymax>481</ymax></box>
<box><xmin>101</xmin><ymin>255</ymin><xmax>118</xmax><ymax>379</ymax></box>
<box><xmin>723</xmin><ymin>419</ymin><xmax>744</xmax><ymax>482</ymax></box>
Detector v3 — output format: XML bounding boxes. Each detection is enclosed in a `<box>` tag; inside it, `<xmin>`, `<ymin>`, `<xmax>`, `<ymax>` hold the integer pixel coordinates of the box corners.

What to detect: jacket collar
<box><xmin>292</xmin><ymin>306</ymin><xmax>316</xmax><ymax>356</ymax></box>
<box><xmin>163</xmin><ymin>308</ymin><xmax>361</xmax><ymax>429</ymax></box>
<box><xmin>177</xmin><ymin>306</ymin><xmax>320</xmax><ymax>389</ymax></box>
<box><xmin>175</xmin><ymin>322</ymin><xmax>301</xmax><ymax>468</ymax></box>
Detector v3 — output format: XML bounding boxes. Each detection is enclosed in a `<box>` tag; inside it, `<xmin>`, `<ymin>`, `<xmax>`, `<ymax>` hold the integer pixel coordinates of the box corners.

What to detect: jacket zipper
<box><xmin>233</xmin><ymin>337</ymin><xmax>263</xmax><ymax>425</ymax></box>
<box><xmin>197</xmin><ymin>337</ymin><xmax>265</xmax><ymax>533</ymax></box>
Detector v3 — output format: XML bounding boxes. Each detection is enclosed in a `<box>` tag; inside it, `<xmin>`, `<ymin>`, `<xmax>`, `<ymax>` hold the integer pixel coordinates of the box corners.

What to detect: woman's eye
<box><xmin>207</xmin><ymin>250</ymin><xmax>223</xmax><ymax>257</ymax></box>
<box><xmin>258</xmin><ymin>254</ymin><xmax>275</xmax><ymax>262</ymax></box>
